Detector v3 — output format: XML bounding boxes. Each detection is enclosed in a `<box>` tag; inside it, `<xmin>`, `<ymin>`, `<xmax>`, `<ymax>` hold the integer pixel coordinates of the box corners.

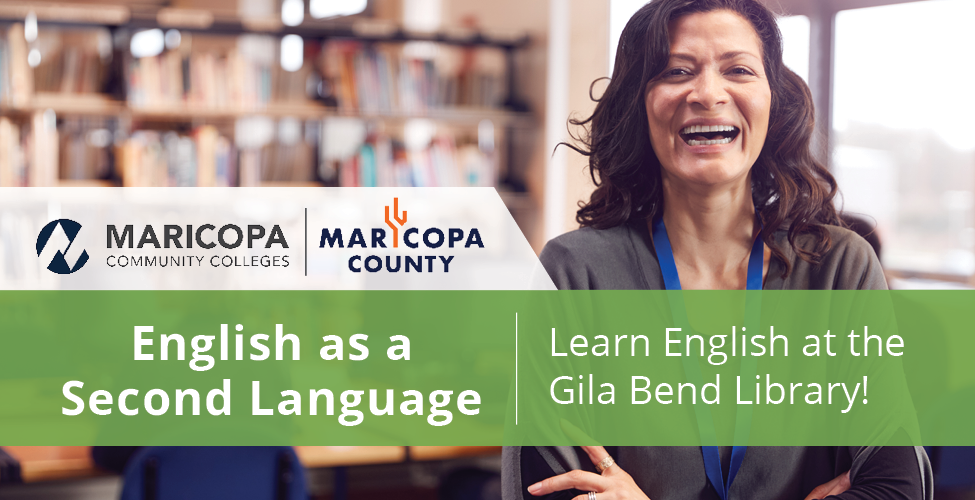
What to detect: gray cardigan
<box><xmin>503</xmin><ymin>223</ymin><xmax>932</xmax><ymax>500</ymax></box>
<box><xmin>536</xmin><ymin>222</ymin><xmax>888</xmax><ymax>291</ymax></box>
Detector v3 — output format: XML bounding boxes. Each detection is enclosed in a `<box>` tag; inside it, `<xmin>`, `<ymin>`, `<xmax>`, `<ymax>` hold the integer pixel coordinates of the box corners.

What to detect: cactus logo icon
<box><xmin>384</xmin><ymin>197</ymin><xmax>408</xmax><ymax>248</ymax></box>
<box><xmin>36</xmin><ymin>219</ymin><xmax>89</xmax><ymax>274</ymax></box>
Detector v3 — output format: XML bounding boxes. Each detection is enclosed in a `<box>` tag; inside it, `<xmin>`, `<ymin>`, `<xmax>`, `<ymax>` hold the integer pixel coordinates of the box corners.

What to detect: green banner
<box><xmin>0</xmin><ymin>291</ymin><xmax>972</xmax><ymax>446</ymax></box>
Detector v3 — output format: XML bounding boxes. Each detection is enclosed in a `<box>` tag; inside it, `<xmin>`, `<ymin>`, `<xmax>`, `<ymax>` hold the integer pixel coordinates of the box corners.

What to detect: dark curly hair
<box><xmin>564</xmin><ymin>0</ymin><xmax>839</xmax><ymax>276</ymax></box>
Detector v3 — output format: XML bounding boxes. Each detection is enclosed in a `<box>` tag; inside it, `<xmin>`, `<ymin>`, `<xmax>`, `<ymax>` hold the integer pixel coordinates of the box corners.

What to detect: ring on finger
<box><xmin>588</xmin><ymin>492</ymin><xmax>597</xmax><ymax>500</ymax></box>
<box><xmin>595</xmin><ymin>456</ymin><xmax>615</xmax><ymax>473</ymax></box>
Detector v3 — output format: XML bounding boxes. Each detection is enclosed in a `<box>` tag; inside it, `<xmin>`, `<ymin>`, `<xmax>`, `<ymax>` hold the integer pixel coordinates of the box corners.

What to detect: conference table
<box><xmin>1</xmin><ymin>446</ymin><xmax>501</xmax><ymax>483</ymax></box>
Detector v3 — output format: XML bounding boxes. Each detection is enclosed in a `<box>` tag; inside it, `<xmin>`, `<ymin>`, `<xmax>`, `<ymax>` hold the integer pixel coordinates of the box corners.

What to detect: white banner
<box><xmin>0</xmin><ymin>187</ymin><xmax>555</xmax><ymax>290</ymax></box>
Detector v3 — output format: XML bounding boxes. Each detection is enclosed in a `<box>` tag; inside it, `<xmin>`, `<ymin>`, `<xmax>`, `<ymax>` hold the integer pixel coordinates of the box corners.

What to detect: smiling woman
<box><xmin>646</xmin><ymin>11</ymin><xmax>770</xmax><ymax>190</ymax></box>
<box><xmin>539</xmin><ymin>0</ymin><xmax>882</xmax><ymax>291</ymax></box>
<box><xmin>503</xmin><ymin>0</ymin><xmax>931</xmax><ymax>498</ymax></box>
<box><xmin>549</xmin><ymin>0</ymin><xmax>861</xmax><ymax>291</ymax></box>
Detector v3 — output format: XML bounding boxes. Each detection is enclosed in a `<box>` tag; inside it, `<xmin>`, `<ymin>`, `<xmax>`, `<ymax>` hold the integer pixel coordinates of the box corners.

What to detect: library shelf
<box><xmin>258</xmin><ymin>181</ymin><xmax>323</xmax><ymax>188</ymax></box>
<box><xmin>1</xmin><ymin>93</ymin><xmax>124</xmax><ymax>117</ymax></box>
<box><xmin>0</xmin><ymin>6</ymin><xmax>538</xmax><ymax>240</ymax></box>
<box><xmin>129</xmin><ymin>104</ymin><xmax>531</xmax><ymax>125</ymax></box>
<box><xmin>57</xmin><ymin>179</ymin><xmax>116</xmax><ymax>188</ymax></box>
<box><xmin>0</xmin><ymin>3</ymin><xmax>129</xmax><ymax>27</ymax></box>
<box><xmin>2</xmin><ymin>95</ymin><xmax>531</xmax><ymax>125</ymax></box>
<box><xmin>0</xmin><ymin>5</ymin><xmax>528</xmax><ymax>50</ymax></box>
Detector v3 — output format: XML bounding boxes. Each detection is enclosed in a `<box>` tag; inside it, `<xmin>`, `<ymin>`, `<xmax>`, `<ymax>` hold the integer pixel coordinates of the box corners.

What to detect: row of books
<box><xmin>59</xmin><ymin>118</ymin><xmax>114</xmax><ymax>181</ymax></box>
<box><xmin>126</xmin><ymin>38</ymin><xmax>310</xmax><ymax>110</ymax></box>
<box><xmin>116</xmin><ymin>120</ymin><xmax>324</xmax><ymax>187</ymax></box>
<box><xmin>2</xmin><ymin>25</ymin><xmax>514</xmax><ymax>114</ymax></box>
<box><xmin>324</xmin><ymin>132</ymin><xmax>496</xmax><ymax>188</ymax></box>
<box><xmin>0</xmin><ymin>115</ymin><xmax>58</xmax><ymax>187</ymax></box>
<box><xmin>0</xmin><ymin>26</ymin><xmax>30</xmax><ymax>106</ymax></box>
<box><xmin>32</xmin><ymin>30</ymin><xmax>111</xmax><ymax>94</ymax></box>
<box><xmin>321</xmin><ymin>41</ymin><xmax>507</xmax><ymax>114</ymax></box>
<box><xmin>0</xmin><ymin>117</ymin><xmax>28</xmax><ymax>186</ymax></box>
<box><xmin>0</xmin><ymin>27</ymin><xmax>111</xmax><ymax>101</ymax></box>
<box><xmin>116</xmin><ymin>127</ymin><xmax>235</xmax><ymax>187</ymax></box>
<box><xmin>1</xmin><ymin>117</ymin><xmax>497</xmax><ymax>188</ymax></box>
<box><xmin>0</xmin><ymin>31</ymin><xmax>10</xmax><ymax>104</ymax></box>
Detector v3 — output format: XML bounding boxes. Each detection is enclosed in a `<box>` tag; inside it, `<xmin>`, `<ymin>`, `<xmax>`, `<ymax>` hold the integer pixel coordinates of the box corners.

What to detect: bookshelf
<box><xmin>2</xmin><ymin>92</ymin><xmax>529</xmax><ymax>125</ymax></box>
<box><xmin>0</xmin><ymin>2</ymin><xmax>537</xmax><ymax>211</ymax></box>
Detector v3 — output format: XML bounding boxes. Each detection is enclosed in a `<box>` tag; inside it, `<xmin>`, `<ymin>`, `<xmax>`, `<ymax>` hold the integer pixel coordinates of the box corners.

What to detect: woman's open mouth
<box><xmin>679</xmin><ymin>125</ymin><xmax>740</xmax><ymax>146</ymax></box>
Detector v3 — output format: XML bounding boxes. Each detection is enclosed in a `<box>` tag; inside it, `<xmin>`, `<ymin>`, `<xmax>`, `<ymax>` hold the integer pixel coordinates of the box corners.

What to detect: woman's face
<box><xmin>645</xmin><ymin>10</ymin><xmax>771</xmax><ymax>190</ymax></box>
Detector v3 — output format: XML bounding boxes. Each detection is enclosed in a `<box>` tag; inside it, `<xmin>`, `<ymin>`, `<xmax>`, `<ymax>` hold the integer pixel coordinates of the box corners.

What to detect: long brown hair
<box><xmin>564</xmin><ymin>0</ymin><xmax>839</xmax><ymax>276</ymax></box>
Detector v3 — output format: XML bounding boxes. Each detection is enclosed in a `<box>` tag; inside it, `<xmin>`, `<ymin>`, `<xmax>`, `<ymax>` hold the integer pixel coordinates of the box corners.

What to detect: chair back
<box><xmin>119</xmin><ymin>447</ymin><xmax>307</xmax><ymax>500</ymax></box>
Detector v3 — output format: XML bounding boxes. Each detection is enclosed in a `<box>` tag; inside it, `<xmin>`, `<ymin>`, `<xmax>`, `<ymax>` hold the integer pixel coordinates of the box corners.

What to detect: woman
<box><xmin>503</xmin><ymin>0</ymin><xmax>930</xmax><ymax>498</ymax></box>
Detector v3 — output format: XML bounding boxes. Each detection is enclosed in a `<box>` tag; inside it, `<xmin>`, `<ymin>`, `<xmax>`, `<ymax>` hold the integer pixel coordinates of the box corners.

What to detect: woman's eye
<box><xmin>665</xmin><ymin>68</ymin><xmax>691</xmax><ymax>77</ymax></box>
<box><xmin>729</xmin><ymin>67</ymin><xmax>755</xmax><ymax>76</ymax></box>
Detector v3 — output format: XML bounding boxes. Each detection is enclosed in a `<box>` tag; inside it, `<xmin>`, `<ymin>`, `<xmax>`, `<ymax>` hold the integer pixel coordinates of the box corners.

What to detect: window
<box><xmin>608</xmin><ymin>0</ymin><xmax>646</xmax><ymax>75</ymax></box>
<box><xmin>833</xmin><ymin>0</ymin><xmax>975</xmax><ymax>277</ymax></box>
<box><xmin>776</xmin><ymin>15</ymin><xmax>809</xmax><ymax>84</ymax></box>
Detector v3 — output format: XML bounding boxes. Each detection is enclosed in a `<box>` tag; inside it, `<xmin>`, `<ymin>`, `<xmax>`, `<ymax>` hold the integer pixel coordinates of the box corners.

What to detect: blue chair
<box><xmin>934</xmin><ymin>446</ymin><xmax>975</xmax><ymax>492</ymax></box>
<box><xmin>119</xmin><ymin>447</ymin><xmax>307</xmax><ymax>500</ymax></box>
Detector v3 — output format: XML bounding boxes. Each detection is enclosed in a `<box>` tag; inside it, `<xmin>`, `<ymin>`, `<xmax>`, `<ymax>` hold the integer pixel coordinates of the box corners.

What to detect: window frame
<box><xmin>775</xmin><ymin>0</ymin><xmax>970</xmax><ymax>285</ymax></box>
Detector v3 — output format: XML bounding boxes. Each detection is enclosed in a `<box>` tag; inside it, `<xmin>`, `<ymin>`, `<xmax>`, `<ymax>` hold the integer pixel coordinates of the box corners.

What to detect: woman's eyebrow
<box><xmin>669</xmin><ymin>53</ymin><xmax>698</xmax><ymax>63</ymax></box>
<box><xmin>718</xmin><ymin>50</ymin><xmax>761</xmax><ymax>61</ymax></box>
<box><xmin>669</xmin><ymin>51</ymin><xmax>761</xmax><ymax>62</ymax></box>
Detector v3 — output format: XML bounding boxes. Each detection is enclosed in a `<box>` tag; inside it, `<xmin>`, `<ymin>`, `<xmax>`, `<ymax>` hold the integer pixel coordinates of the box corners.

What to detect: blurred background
<box><xmin>0</xmin><ymin>0</ymin><xmax>974</xmax><ymax>498</ymax></box>
<box><xmin>2</xmin><ymin>0</ymin><xmax>975</xmax><ymax>289</ymax></box>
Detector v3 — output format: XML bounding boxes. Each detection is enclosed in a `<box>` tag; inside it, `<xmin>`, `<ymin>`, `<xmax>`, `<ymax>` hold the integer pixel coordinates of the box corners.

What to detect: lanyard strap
<box><xmin>651</xmin><ymin>217</ymin><xmax>765</xmax><ymax>291</ymax></box>
<box><xmin>702</xmin><ymin>446</ymin><xmax>747</xmax><ymax>500</ymax></box>
<box><xmin>651</xmin><ymin>217</ymin><xmax>763</xmax><ymax>500</ymax></box>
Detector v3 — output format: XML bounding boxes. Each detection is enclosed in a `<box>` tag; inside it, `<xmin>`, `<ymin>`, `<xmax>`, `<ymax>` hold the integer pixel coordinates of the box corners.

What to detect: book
<box><xmin>0</xmin><ymin>117</ymin><xmax>25</xmax><ymax>187</ymax></box>
<box><xmin>127</xmin><ymin>35</ymin><xmax>314</xmax><ymax>111</ymax></box>
<box><xmin>116</xmin><ymin>127</ymin><xmax>235</xmax><ymax>187</ymax></box>
<box><xmin>319</xmin><ymin>119</ymin><xmax>495</xmax><ymax>188</ymax></box>
<box><xmin>319</xmin><ymin>41</ymin><xmax>507</xmax><ymax>113</ymax></box>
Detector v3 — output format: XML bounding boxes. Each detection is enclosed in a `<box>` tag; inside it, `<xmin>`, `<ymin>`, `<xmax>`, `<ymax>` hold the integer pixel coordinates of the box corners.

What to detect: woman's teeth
<box><xmin>679</xmin><ymin>124</ymin><xmax>739</xmax><ymax>146</ymax></box>
<box><xmin>687</xmin><ymin>137</ymin><xmax>734</xmax><ymax>146</ymax></box>
<box><xmin>680</xmin><ymin>125</ymin><xmax>737</xmax><ymax>134</ymax></box>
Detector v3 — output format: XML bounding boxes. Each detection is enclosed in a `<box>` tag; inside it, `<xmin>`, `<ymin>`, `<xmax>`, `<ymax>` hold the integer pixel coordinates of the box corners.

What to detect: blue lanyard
<box><xmin>701</xmin><ymin>446</ymin><xmax>747</xmax><ymax>500</ymax></box>
<box><xmin>651</xmin><ymin>217</ymin><xmax>763</xmax><ymax>500</ymax></box>
<box><xmin>651</xmin><ymin>217</ymin><xmax>765</xmax><ymax>291</ymax></box>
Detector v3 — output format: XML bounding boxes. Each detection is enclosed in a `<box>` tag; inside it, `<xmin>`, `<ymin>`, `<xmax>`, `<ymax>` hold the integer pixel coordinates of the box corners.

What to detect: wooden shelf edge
<box><xmin>0</xmin><ymin>6</ymin><xmax>529</xmax><ymax>49</ymax></box>
<box><xmin>409</xmin><ymin>446</ymin><xmax>502</xmax><ymax>461</ymax></box>
<box><xmin>5</xmin><ymin>94</ymin><xmax>531</xmax><ymax>124</ymax></box>
<box><xmin>12</xmin><ymin>93</ymin><xmax>124</xmax><ymax>116</ymax></box>
<box><xmin>129</xmin><ymin>103</ymin><xmax>330</xmax><ymax>120</ymax></box>
<box><xmin>0</xmin><ymin>2</ymin><xmax>129</xmax><ymax>25</ymax></box>
<box><xmin>258</xmin><ymin>182</ymin><xmax>324</xmax><ymax>187</ymax></box>
<box><xmin>58</xmin><ymin>179</ymin><xmax>117</xmax><ymax>188</ymax></box>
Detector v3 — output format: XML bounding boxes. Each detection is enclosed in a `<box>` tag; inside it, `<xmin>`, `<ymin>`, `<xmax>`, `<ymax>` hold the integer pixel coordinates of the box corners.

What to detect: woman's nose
<box><xmin>687</xmin><ymin>70</ymin><xmax>729</xmax><ymax>109</ymax></box>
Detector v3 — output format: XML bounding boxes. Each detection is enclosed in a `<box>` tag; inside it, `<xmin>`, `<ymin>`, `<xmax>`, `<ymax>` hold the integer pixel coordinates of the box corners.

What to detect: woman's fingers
<box><xmin>572</xmin><ymin>493</ymin><xmax>611</xmax><ymax>500</ymax></box>
<box><xmin>527</xmin><ymin>469</ymin><xmax>608</xmax><ymax>496</ymax></box>
<box><xmin>581</xmin><ymin>446</ymin><xmax>617</xmax><ymax>475</ymax></box>
<box><xmin>803</xmin><ymin>475</ymin><xmax>839</xmax><ymax>500</ymax></box>
<box><xmin>803</xmin><ymin>470</ymin><xmax>851</xmax><ymax>500</ymax></box>
<box><xmin>528</xmin><ymin>453</ymin><xmax>647</xmax><ymax>500</ymax></box>
<box><xmin>581</xmin><ymin>446</ymin><xmax>610</xmax><ymax>463</ymax></box>
<box><xmin>824</xmin><ymin>471</ymin><xmax>851</xmax><ymax>497</ymax></box>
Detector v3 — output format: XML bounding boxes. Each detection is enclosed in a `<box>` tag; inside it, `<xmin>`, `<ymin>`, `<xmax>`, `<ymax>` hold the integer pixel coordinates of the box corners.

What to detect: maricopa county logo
<box><xmin>37</xmin><ymin>219</ymin><xmax>89</xmax><ymax>274</ymax></box>
<box><xmin>319</xmin><ymin>197</ymin><xmax>484</xmax><ymax>273</ymax></box>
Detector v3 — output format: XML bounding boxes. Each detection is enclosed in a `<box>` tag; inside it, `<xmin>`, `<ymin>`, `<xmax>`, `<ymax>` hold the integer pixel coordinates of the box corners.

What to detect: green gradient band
<box><xmin>0</xmin><ymin>291</ymin><xmax>971</xmax><ymax>446</ymax></box>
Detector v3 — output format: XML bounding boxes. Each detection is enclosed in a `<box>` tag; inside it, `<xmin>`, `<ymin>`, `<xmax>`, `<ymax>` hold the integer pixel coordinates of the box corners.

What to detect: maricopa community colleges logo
<box><xmin>36</xmin><ymin>219</ymin><xmax>89</xmax><ymax>274</ymax></box>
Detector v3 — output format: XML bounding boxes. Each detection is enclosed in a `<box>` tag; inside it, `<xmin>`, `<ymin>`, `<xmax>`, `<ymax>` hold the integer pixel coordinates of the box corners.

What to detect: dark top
<box><xmin>503</xmin><ymin>222</ymin><xmax>931</xmax><ymax>500</ymax></box>
<box><xmin>505</xmin><ymin>445</ymin><xmax>929</xmax><ymax>500</ymax></box>
<box><xmin>537</xmin><ymin>221</ymin><xmax>888</xmax><ymax>291</ymax></box>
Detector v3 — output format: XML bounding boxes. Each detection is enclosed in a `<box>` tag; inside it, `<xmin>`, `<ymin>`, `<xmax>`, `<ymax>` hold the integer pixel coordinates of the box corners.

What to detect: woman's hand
<box><xmin>803</xmin><ymin>470</ymin><xmax>851</xmax><ymax>500</ymax></box>
<box><xmin>527</xmin><ymin>446</ymin><xmax>650</xmax><ymax>500</ymax></box>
